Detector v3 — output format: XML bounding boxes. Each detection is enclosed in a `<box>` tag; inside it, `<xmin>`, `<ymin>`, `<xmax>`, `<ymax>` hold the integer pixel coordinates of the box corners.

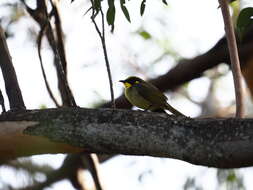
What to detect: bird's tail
<box><xmin>165</xmin><ymin>103</ymin><xmax>186</xmax><ymax>117</ymax></box>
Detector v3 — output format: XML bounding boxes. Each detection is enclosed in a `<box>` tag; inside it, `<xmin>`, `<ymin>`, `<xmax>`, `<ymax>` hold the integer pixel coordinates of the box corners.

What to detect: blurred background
<box><xmin>0</xmin><ymin>0</ymin><xmax>253</xmax><ymax>189</ymax></box>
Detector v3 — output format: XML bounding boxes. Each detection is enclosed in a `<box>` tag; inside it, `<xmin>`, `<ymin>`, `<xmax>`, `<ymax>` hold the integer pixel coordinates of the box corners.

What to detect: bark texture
<box><xmin>0</xmin><ymin>108</ymin><xmax>253</xmax><ymax>168</ymax></box>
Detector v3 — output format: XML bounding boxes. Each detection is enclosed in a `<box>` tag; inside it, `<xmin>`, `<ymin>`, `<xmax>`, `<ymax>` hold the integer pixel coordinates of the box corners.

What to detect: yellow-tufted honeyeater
<box><xmin>119</xmin><ymin>76</ymin><xmax>185</xmax><ymax>116</ymax></box>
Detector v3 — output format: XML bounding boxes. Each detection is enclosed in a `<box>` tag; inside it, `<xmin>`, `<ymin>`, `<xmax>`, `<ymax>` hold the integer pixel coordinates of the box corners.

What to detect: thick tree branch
<box><xmin>0</xmin><ymin>25</ymin><xmax>26</xmax><ymax>111</ymax></box>
<box><xmin>0</xmin><ymin>108</ymin><xmax>253</xmax><ymax>168</ymax></box>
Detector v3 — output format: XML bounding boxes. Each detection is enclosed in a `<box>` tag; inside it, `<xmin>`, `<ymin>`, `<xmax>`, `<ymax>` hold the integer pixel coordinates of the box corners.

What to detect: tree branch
<box><xmin>91</xmin><ymin>6</ymin><xmax>116</xmax><ymax>109</ymax></box>
<box><xmin>82</xmin><ymin>153</ymin><xmax>104</xmax><ymax>190</ymax></box>
<box><xmin>23</xmin><ymin>2</ymin><xmax>105</xmax><ymax>189</ymax></box>
<box><xmin>1</xmin><ymin>108</ymin><xmax>253</xmax><ymax>168</ymax></box>
<box><xmin>42</xmin><ymin>1</ymin><xmax>77</xmax><ymax>107</ymax></box>
<box><xmin>21</xmin><ymin>0</ymin><xmax>76</xmax><ymax>107</ymax></box>
<box><xmin>37</xmin><ymin>24</ymin><xmax>61</xmax><ymax>107</ymax></box>
<box><xmin>0</xmin><ymin>25</ymin><xmax>26</xmax><ymax>111</ymax></box>
<box><xmin>218</xmin><ymin>0</ymin><xmax>245</xmax><ymax>117</ymax></box>
<box><xmin>50</xmin><ymin>0</ymin><xmax>68</xmax><ymax>74</ymax></box>
<box><xmin>0</xmin><ymin>88</ymin><xmax>6</xmax><ymax>113</ymax></box>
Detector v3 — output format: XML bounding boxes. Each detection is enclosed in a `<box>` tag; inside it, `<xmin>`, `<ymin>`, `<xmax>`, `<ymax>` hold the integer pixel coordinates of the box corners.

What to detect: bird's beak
<box><xmin>119</xmin><ymin>80</ymin><xmax>131</xmax><ymax>88</ymax></box>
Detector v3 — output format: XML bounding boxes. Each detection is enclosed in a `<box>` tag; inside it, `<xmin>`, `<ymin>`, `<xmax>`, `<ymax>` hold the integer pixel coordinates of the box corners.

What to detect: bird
<box><xmin>119</xmin><ymin>76</ymin><xmax>185</xmax><ymax>116</ymax></box>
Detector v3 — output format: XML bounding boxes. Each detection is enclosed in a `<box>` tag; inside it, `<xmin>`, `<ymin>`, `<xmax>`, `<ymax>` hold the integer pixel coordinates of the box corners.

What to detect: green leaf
<box><xmin>106</xmin><ymin>7</ymin><xmax>115</xmax><ymax>25</ymax></box>
<box><xmin>162</xmin><ymin>0</ymin><xmax>168</xmax><ymax>5</ymax></box>
<box><xmin>106</xmin><ymin>0</ymin><xmax>116</xmax><ymax>32</ymax></box>
<box><xmin>107</xmin><ymin>0</ymin><xmax>114</xmax><ymax>8</ymax></box>
<box><xmin>140</xmin><ymin>0</ymin><xmax>146</xmax><ymax>16</ymax></box>
<box><xmin>236</xmin><ymin>7</ymin><xmax>253</xmax><ymax>40</ymax></box>
<box><xmin>120</xmin><ymin>0</ymin><xmax>131</xmax><ymax>22</ymax></box>
<box><xmin>139</xmin><ymin>30</ymin><xmax>151</xmax><ymax>40</ymax></box>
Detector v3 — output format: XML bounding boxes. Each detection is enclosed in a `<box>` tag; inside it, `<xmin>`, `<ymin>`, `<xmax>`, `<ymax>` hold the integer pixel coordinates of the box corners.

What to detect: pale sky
<box><xmin>0</xmin><ymin>0</ymin><xmax>253</xmax><ymax>189</ymax></box>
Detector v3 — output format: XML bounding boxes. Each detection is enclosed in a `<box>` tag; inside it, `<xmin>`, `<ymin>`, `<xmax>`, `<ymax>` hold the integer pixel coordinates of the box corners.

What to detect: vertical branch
<box><xmin>22</xmin><ymin>0</ymin><xmax>76</xmax><ymax>107</ymax></box>
<box><xmin>0</xmin><ymin>89</ymin><xmax>6</xmax><ymax>113</ymax></box>
<box><xmin>20</xmin><ymin>2</ymin><xmax>105</xmax><ymax>190</ymax></box>
<box><xmin>50</xmin><ymin>0</ymin><xmax>68</xmax><ymax>74</ymax></box>
<box><xmin>218</xmin><ymin>0</ymin><xmax>244</xmax><ymax>118</ymax></box>
<box><xmin>0</xmin><ymin>25</ymin><xmax>26</xmax><ymax>111</ymax></box>
<box><xmin>37</xmin><ymin>24</ymin><xmax>60</xmax><ymax>107</ymax></box>
<box><xmin>44</xmin><ymin>1</ymin><xmax>77</xmax><ymax>107</ymax></box>
<box><xmin>91</xmin><ymin>7</ymin><xmax>116</xmax><ymax>109</ymax></box>
<box><xmin>82</xmin><ymin>154</ymin><xmax>104</xmax><ymax>190</ymax></box>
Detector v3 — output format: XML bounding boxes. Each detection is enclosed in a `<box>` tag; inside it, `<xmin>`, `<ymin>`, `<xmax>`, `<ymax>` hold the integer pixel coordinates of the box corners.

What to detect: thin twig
<box><xmin>37</xmin><ymin>24</ymin><xmax>60</xmax><ymax>107</ymax></box>
<box><xmin>218</xmin><ymin>0</ymin><xmax>245</xmax><ymax>118</ymax></box>
<box><xmin>50</xmin><ymin>0</ymin><xmax>68</xmax><ymax>74</ymax></box>
<box><xmin>91</xmin><ymin>7</ymin><xmax>115</xmax><ymax>109</ymax></box>
<box><xmin>21</xmin><ymin>0</ymin><xmax>60</xmax><ymax>107</ymax></box>
<box><xmin>22</xmin><ymin>0</ymin><xmax>76</xmax><ymax>107</ymax></box>
<box><xmin>44</xmin><ymin>0</ymin><xmax>77</xmax><ymax>107</ymax></box>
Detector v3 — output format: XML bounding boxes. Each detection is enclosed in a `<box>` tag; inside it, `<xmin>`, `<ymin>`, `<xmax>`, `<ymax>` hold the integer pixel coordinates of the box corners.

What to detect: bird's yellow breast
<box><xmin>125</xmin><ymin>86</ymin><xmax>151</xmax><ymax>109</ymax></box>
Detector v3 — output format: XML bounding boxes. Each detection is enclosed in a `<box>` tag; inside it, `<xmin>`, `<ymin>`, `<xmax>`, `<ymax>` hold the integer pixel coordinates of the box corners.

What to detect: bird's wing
<box><xmin>134</xmin><ymin>82</ymin><xmax>167</xmax><ymax>106</ymax></box>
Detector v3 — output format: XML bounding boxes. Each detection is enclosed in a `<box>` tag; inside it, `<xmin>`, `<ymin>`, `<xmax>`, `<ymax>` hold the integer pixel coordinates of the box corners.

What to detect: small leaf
<box><xmin>120</xmin><ymin>0</ymin><xmax>131</xmax><ymax>22</ymax></box>
<box><xmin>236</xmin><ymin>7</ymin><xmax>253</xmax><ymax>40</ymax></box>
<box><xmin>162</xmin><ymin>0</ymin><xmax>168</xmax><ymax>5</ymax></box>
<box><xmin>107</xmin><ymin>0</ymin><xmax>114</xmax><ymax>7</ymax></box>
<box><xmin>106</xmin><ymin>7</ymin><xmax>115</xmax><ymax>25</ymax></box>
<box><xmin>106</xmin><ymin>0</ymin><xmax>116</xmax><ymax>32</ymax></box>
<box><xmin>139</xmin><ymin>30</ymin><xmax>151</xmax><ymax>40</ymax></box>
<box><xmin>140</xmin><ymin>0</ymin><xmax>146</xmax><ymax>16</ymax></box>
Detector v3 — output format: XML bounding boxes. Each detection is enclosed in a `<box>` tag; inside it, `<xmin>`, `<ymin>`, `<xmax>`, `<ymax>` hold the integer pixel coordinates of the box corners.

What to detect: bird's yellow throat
<box><xmin>123</xmin><ymin>82</ymin><xmax>132</xmax><ymax>88</ymax></box>
<box><xmin>123</xmin><ymin>80</ymin><xmax>140</xmax><ymax>89</ymax></box>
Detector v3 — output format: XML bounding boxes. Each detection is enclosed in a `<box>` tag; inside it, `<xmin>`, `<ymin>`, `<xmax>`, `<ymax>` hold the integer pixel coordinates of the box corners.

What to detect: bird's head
<box><xmin>119</xmin><ymin>76</ymin><xmax>143</xmax><ymax>88</ymax></box>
